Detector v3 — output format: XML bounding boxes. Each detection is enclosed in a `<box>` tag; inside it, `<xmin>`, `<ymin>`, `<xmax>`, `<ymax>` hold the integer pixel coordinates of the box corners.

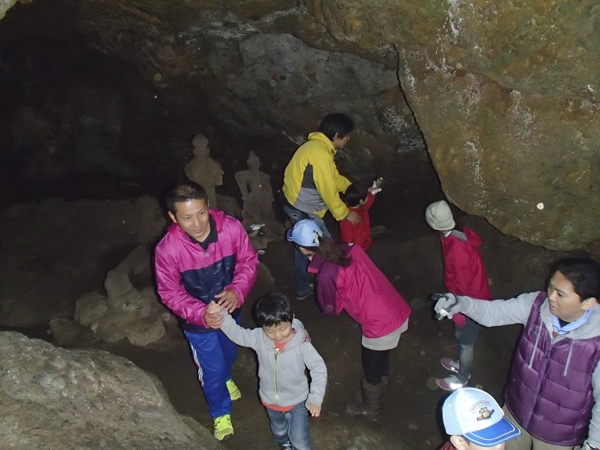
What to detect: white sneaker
<box><xmin>436</xmin><ymin>375</ymin><xmax>467</xmax><ymax>391</ymax></box>
<box><xmin>440</xmin><ymin>357</ymin><xmax>460</xmax><ymax>374</ymax></box>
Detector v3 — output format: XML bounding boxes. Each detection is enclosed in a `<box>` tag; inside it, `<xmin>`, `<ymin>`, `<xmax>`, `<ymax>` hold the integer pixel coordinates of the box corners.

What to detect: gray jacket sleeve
<box><xmin>292</xmin><ymin>318</ymin><xmax>327</xmax><ymax>408</ymax></box>
<box><xmin>220</xmin><ymin>313</ymin><xmax>260</xmax><ymax>350</ymax></box>
<box><xmin>459</xmin><ymin>291</ymin><xmax>539</xmax><ymax>327</ymax></box>
<box><xmin>302</xmin><ymin>342</ymin><xmax>327</xmax><ymax>408</ymax></box>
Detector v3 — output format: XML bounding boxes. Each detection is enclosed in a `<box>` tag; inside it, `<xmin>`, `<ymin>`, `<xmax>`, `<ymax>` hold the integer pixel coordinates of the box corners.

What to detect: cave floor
<box><xmin>1</xmin><ymin>199</ymin><xmax>576</xmax><ymax>449</ymax></box>
<box><xmin>78</xmin><ymin>214</ymin><xmax>570</xmax><ymax>449</ymax></box>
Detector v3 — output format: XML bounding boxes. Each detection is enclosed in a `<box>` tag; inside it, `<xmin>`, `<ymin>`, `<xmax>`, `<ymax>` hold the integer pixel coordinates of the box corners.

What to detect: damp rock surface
<box><xmin>0</xmin><ymin>331</ymin><xmax>224</xmax><ymax>450</ymax></box>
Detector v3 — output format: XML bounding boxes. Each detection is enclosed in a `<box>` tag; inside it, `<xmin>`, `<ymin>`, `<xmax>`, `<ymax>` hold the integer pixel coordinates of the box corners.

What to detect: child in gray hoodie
<box><xmin>207</xmin><ymin>292</ymin><xmax>327</xmax><ymax>450</ymax></box>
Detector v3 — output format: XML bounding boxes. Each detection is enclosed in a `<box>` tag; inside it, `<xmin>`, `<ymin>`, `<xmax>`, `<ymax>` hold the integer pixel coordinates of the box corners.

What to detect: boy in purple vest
<box><xmin>433</xmin><ymin>257</ymin><xmax>600</xmax><ymax>450</ymax></box>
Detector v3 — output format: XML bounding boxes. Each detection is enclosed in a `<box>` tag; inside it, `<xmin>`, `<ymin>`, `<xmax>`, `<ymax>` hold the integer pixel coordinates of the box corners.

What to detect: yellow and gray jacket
<box><xmin>282</xmin><ymin>132</ymin><xmax>351</xmax><ymax>220</ymax></box>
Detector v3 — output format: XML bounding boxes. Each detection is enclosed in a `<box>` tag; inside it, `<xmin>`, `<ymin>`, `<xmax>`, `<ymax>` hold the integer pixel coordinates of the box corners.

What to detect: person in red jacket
<box><xmin>339</xmin><ymin>181</ymin><xmax>381</xmax><ymax>251</ymax></box>
<box><xmin>287</xmin><ymin>219</ymin><xmax>411</xmax><ymax>421</ymax></box>
<box><xmin>426</xmin><ymin>200</ymin><xmax>492</xmax><ymax>391</ymax></box>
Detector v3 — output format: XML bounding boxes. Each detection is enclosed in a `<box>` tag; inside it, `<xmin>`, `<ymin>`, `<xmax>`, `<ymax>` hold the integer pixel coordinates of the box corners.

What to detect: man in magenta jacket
<box><xmin>155</xmin><ymin>181</ymin><xmax>259</xmax><ymax>441</ymax></box>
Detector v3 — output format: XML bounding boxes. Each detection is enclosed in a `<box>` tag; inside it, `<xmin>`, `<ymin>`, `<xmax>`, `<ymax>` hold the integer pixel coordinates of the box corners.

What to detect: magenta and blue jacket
<box><xmin>308</xmin><ymin>244</ymin><xmax>411</xmax><ymax>338</ymax></box>
<box><xmin>155</xmin><ymin>209</ymin><xmax>259</xmax><ymax>332</ymax></box>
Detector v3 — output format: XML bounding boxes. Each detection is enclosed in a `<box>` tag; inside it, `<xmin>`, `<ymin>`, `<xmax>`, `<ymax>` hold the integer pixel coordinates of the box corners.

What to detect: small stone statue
<box><xmin>235</xmin><ymin>151</ymin><xmax>275</xmax><ymax>227</ymax></box>
<box><xmin>184</xmin><ymin>134</ymin><xmax>223</xmax><ymax>208</ymax></box>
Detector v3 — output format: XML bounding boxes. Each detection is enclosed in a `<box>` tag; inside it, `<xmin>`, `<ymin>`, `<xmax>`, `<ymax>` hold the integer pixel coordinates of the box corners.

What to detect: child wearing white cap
<box><xmin>425</xmin><ymin>200</ymin><xmax>492</xmax><ymax>391</ymax></box>
<box><xmin>441</xmin><ymin>387</ymin><xmax>521</xmax><ymax>449</ymax></box>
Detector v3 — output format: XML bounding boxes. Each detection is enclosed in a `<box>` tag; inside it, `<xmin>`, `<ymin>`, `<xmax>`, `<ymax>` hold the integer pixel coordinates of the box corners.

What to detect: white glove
<box><xmin>370</xmin><ymin>181</ymin><xmax>382</xmax><ymax>195</ymax></box>
<box><xmin>432</xmin><ymin>293</ymin><xmax>461</xmax><ymax>320</ymax></box>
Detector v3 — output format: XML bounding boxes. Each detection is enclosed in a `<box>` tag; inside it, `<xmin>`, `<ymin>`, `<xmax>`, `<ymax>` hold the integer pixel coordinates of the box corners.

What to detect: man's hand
<box><xmin>215</xmin><ymin>289</ymin><xmax>240</xmax><ymax>313</ymax></box>
<box><xmin>345</xmin><ymin>210</ymin><xmax>361</xmax><ymax>225</ymax></box>
<box><xmin>306</xmin><ymin>402</ymin><xmax>321</xmax><ymax>417</ymax></box>
<box><xmin>204</xmin><ymin>301</ymin><xmax>225</xmax><ymax>329</ymax></box>
<box><xmin>432</xmin><ymin>293</ymin><xmax>461</xmax><ymax>320</ymax></box>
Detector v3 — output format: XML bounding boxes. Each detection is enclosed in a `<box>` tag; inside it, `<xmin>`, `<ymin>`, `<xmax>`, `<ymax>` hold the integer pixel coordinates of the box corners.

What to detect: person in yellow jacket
<box><xmin>281</xmin><ymin>113</ymin><xmax>361</xmax><ymax>300</ymax></box>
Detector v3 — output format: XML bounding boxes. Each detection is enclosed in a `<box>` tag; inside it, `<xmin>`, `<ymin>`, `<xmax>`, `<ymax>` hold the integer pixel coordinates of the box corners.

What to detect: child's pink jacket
<box><xmin>308</xmin><ymin>243</ymin><xmax>411</xmax><ymax>338</ymax></box>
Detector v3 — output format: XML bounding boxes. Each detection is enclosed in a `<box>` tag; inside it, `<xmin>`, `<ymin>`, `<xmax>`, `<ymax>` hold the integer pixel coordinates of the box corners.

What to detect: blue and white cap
<box><xmin>286</xmin><ymin>219</ymin><xmax>323</xmax><ymax>247</ymax></box>
<box><xmin>442</xmin><ymin>388</ymin><xmax>521</xmax><ymax>448</ymax></box>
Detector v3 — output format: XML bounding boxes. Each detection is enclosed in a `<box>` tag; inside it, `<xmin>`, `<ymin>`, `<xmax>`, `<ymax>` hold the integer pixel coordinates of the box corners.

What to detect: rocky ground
<box><xmin>0</xmin><ymin>194</ymin><xmax>581</xmax><ymax>449</ymax></box>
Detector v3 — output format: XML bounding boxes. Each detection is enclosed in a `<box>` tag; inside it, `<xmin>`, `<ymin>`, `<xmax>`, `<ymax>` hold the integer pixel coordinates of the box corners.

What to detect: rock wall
<box><xmin>0</xmin><ymin>331</ymin><xmax>224</xmax><ymax>449</ymax></box>
<box><xmin>1</xmin><ymin>0</ymin><xmax>598</xmax><ymax>249</ymax></box>
<box><xmin>303</xmin><ymin>0</ymin><xmax>600</xmax><ymax>250</ymax></box>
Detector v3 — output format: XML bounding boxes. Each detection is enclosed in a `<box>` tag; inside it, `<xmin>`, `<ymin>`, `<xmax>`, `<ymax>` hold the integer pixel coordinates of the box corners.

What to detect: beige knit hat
<box><xmin>425</xmin><ymin>200</ymin><xmax>455</xmax><ymax>231</ymax></box>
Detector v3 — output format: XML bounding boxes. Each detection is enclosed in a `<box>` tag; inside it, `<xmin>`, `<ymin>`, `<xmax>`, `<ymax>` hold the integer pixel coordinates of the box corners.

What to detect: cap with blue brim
<box><xmin>443</xmin><ymin>387</ymin><xmax>522</xmax><ymax>448</ymax></box>
<box><xmin>286</xmin><ymin>219</ymin><xmax>323</xmax><ymax>247</ymax></box>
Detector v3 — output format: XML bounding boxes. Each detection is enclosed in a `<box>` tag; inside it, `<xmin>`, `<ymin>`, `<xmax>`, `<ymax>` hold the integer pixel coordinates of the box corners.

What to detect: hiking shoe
<box><xmin>226</xmin><ymin>379</ymin><xmax>241</xmax><ymax>401</ymax></box>
<box><xmin>296</xmin><ymin>283</ymin><xmax>314</xmax><ymax>300</ymax></box>
<box><xmin>435</xmin><ymin>375</ymin><xmax>467</xmax><ymax>391</ymax></box>
<box><xmin>279</xmin><ymin>442</ymin><xmax>292</xmax><ymax>450</ymax></box>
<box><xmin>440</xmin><ymin>357</ymin><xmax>460</xmax><ymax>374</ymax></box>
<box><xmin>213</xmin><ymin>414</ymin><xmax>234</xmax><ymax>441</ymax></box>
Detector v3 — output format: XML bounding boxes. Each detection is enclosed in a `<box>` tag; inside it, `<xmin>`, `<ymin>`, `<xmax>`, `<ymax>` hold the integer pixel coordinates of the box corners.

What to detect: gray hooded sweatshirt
<box><xmin>221</xmin><ymin>315</ymin><xmax>327</xmax><ymax>409</ymax></box>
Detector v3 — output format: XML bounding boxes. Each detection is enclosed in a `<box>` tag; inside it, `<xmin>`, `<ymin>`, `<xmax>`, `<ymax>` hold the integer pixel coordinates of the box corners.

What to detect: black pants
<box><xmin>361</xmin><ymin>345</ymin><xmax>391</xmax><ymax>385</ymax></box>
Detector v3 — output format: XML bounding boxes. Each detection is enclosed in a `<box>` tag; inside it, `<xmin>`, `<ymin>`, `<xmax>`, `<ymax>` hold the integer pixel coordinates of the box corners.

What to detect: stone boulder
<box><xmin>303</xmin><ymin>0</ymin><xmax>600</xmax><ymax>249</ymax></box>
<box><xmin>66</xmin><ymin>246</ymin><xmax>173</xmax><ymax>347</ymax></box>
<box><xmin>0</xmin><ymin>331</ymin><xmax>224</xmax><ymax>450</ymax></box>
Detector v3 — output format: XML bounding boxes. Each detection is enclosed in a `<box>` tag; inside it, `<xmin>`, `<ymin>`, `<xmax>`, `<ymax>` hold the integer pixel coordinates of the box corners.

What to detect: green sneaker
<box><xmin>226</xmin><ymin>379</ymin><xmax>241</xmax><ymax>401</ymax></box>
<box><xmin>213</xmin><ymin>414</ymin><xmax>234</xmax><ymax>441</ymax></box>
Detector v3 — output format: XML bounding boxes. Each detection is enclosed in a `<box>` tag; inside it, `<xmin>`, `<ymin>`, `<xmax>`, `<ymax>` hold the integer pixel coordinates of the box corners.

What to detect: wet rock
<box><xmin>215</xmin><ymin>194</ymin><xmax>241</xmax><ymax>220</ymax></box>
<box><xmin>306</xmin><ymin>0</ymin><xmax>600</xmax><ymax>249</ymax></box>
<box><xmin>74</xmin><ymin>292</ymin><xmax>109</xmax><ymax>326</ymax></box>
<box><xmin>94</xmin><ymin>309</ymin><xmax>139</xmax><ymax>343</ymax></box>
<box><xmin>48</xmin><ymin>318</ymin><xmax>86</xmax><ymax>347</ymax></box>
<box><xmin>124</xmin><ymin>316</ymin><xmax>166</xmax><ymax>347</ymax></box>
<box><xmin>0</xmin><ymin>331</ymin><xmax>224</xmax><ymax>449</ymax></box>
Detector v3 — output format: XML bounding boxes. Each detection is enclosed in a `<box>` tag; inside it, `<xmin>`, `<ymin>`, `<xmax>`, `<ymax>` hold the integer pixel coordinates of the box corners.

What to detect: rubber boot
<box><xmin>346</xmin><ymin>377</ymin><xmax>385</xmax><ymax>421</ymax></box>
<box><xmin>355</xmin><ymin>375</ymin><xmax>391</xmax><ymax>401</ymax></box>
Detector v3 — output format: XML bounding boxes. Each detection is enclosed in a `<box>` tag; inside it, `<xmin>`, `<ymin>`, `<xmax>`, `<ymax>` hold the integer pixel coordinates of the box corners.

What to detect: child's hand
<box><xmin>206</xmin><ymin>301</ymin><xmax>221</xmax><ymax>314</ymax></box>
<box><xmin>306</xmin><ymin>402</ymin><xmax>321</xmax><ymax>417</ymax></box>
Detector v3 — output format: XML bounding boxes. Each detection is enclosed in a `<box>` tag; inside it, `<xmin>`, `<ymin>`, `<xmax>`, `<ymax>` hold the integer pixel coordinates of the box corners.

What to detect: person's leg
<box><xmin>347</xmin><ymin>346</ymin><xmax>386</xmax><ymax>419</ymax></box>
<box><xmin>288</xmin><ymin>402</ymin><xmax>312</xmax><ymax>450</ymax></box>
<box><xmin>217</xmin><ymin>324</ymin><xmax>238</xmax><ymax>381</ymax></box>
<box><xmin>362</xmin><ymin>345</ymin><xmax>388</xmax><ymax>385</ymax></box>
<box><xmin>282</xmin><ymin>204</ymin><xmax>311</xmax><ymax>296</ymax></box>
<box><xmin>265</xmin><ymin>408</ymin><xmax>290</xmax><ymax>446</ymax></box>
<box><xmin>455</xmin><ymin>317</ymin><xmax>479</xmax><ymax>383</ymax></box>
<box><xmin>184</xmin><ymin>330</ymin><xmax>232</xmax><ymax>419</ymax></box>
<box><xmin>307</xmin><ymin>212</ymin><xmax>331</xmax><ymax>240</ymax></box>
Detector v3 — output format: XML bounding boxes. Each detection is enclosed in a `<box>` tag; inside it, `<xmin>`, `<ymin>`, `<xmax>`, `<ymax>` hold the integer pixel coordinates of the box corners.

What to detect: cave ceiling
<box><xmin>1</xmin><ymin>0</ymin><xmax>598</xmax><ymax>250</ymax></box>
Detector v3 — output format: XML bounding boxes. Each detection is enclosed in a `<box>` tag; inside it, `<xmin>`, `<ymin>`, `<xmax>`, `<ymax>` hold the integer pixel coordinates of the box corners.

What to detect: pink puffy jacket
<box><xmin>308</xmin><ymin>244</ymin><xmax>411</xmax><ymax>338</ymax></box>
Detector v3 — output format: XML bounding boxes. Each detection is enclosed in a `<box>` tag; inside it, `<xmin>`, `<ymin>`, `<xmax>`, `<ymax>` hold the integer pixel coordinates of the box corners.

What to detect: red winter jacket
<box><xmin>441</xmin><ymin>227</ymin><xmax>492</xmax><ymax>326</ymax></box>
<box><xmin>308</xmin><ymin>244</ymin><xmax>411</xmax><ymax>338</ymax></box>
<box><xmin>339</xmin><ymin>193</ymin><xmax>375</xmax><ymax>251</ymax></box>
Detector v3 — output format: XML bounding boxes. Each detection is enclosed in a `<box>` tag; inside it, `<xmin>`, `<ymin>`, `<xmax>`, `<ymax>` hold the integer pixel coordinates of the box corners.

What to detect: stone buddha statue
<box><xmin>184</xmin><ymin>134</ymin><xmax>223</xmax><ymax>208</ymax></box>
<box><xmin>234</xmin><ymin>151</ymin><xmax>275</xmax><ymax>227</ymax></box>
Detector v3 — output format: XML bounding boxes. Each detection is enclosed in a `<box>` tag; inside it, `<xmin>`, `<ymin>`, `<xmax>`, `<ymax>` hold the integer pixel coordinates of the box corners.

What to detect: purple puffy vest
<box><xmin>504</xmin><ymin>292</ymin><xmax>600</xmax><ymax>446</ymax></box>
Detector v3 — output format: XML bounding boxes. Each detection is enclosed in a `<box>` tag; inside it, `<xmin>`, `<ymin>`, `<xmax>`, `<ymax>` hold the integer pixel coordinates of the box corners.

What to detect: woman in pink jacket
<box><xmin>287</xmin><ymin>219</ymin><xmax>411</xmax><ymax>420</ymax></box>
